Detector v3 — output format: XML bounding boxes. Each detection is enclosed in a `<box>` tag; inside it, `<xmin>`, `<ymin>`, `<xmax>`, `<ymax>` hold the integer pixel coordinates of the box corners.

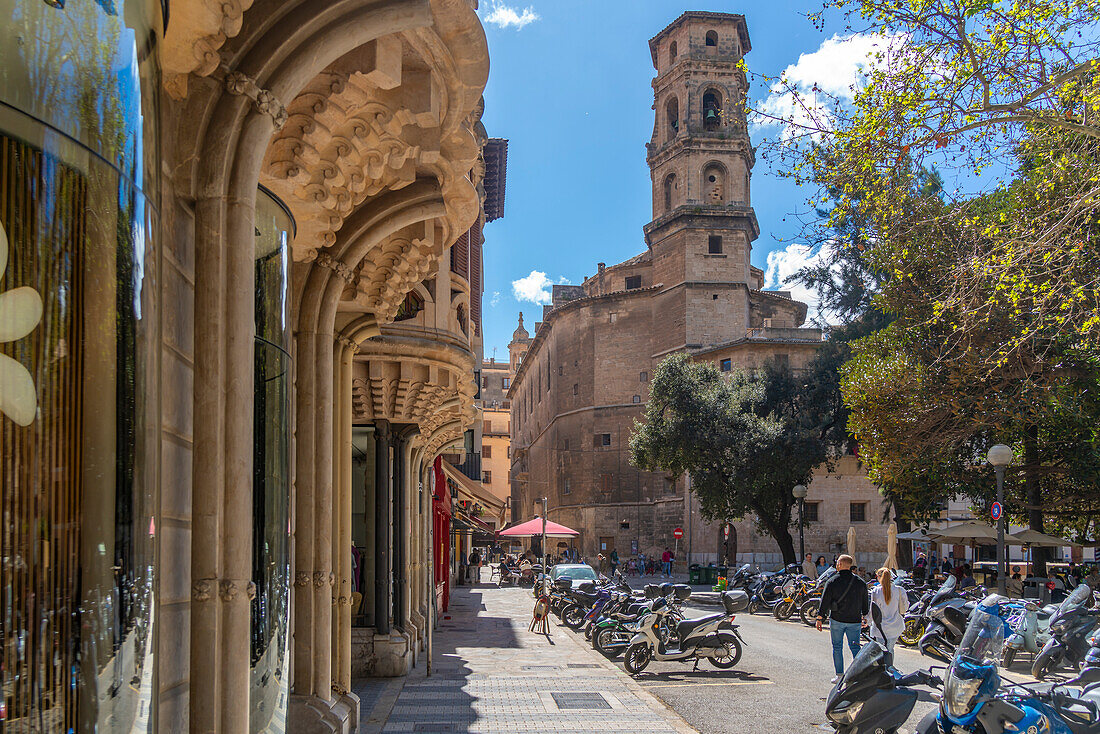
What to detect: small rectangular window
<box><xmin>595</xmin><ymin>433</ymin><xmax>611</xmax><ymax>447</ymax></box>
<box><xmin>600</xmin><ymin>474</ymin><xmax>613</xmax><ymax>494</ymax></box>
<box><xmin>562</xmin><ymin>478</ymin><xmax>571</xmax><ymax>495</ymax></box>
<box><xmin>507</xmin><ymin>446</ymin><xmax>512</xmax><ymax>458</ymax></box>
<box><xmin>558</xmin><ymin>366</ymin><xmax>563</xmax><ymax>376</ymax></box>
<box><xmin>720</xmin><ymin>358</ymin><xmax>732</xmax><ymax>372</ymax></box>
<box><xmin>482</xmin><ymin>470</ymin><xmax>491</xmax><ymax>484</ymax></box>
<box><xmin>502</xmin><ymin>400</ymin><xmax>510</xmax><ymax>409</ymax></box>
<box><xmin>632</xmin><ymin>395</ymin><xmax>641</xmax><ymax>403</ymax></box>
<box><xmin>625</xmin><ymin>275</ymin><xmax>642</xmax><ymax>290</ymax></box>
<box><xmin>609</xmin><ymin>312</ymin><xmax>617</xmax><ymax>323</ymax></box>
<box><xmin>640</xmin><ymin>371</ymin><xmax>648</xmax><ymax>382</ymax></box>
<box><xmin>573</xmin><ymin>384</ymin><xmax>579</xmax><ymax>396</ymax></box>
<box><xmin>483</xmin><ymin>420</ymin><xmax>492</xmax><ymax>434</ymax></box>
<box><xmin>482</xmin><ymin>444</ymin><xmax>491</xmax><ymax>459</ymax></box>
<box><xmin>804</xmin><ymin>502</ymin><xmax>819</xmax><ymax>523</ymax></box>
<box><xmin>563</xmin><ymin>438</ymin><xmax>570</xmax><ymax>451</ymax></box>
<box><xmin>708</xmin><ymin>235</ymin><xmax>723</xmax><ymax>254</ymax></box>
<box><xmin>502</xmin><ymin>377</ymin><xmax>511</xmax><ymax>389</ymax></box>
<box><xmin>481</xmin><ymin>376</ymin><xmax>488</xmax><ymax>388</ymax></box>
<box><xmin>850</xmin><ymin>502</ymin><xmax>867</xmax><ymax>522</ymax></box>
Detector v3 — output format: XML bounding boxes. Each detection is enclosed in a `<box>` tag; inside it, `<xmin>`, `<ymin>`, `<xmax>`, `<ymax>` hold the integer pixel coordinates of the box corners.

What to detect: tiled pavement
<box><xmin>358</xmin><ymin>572</ymin><xmax>696</xmax><ymax>733</ymax></box>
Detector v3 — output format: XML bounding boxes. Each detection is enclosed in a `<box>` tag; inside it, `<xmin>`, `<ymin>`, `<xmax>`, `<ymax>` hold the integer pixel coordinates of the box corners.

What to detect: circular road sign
<box><xmin>673</xmin><ymin>527</ymin><xmax>684</xmax><ymax>539</ymax></box>
<box><xmin>991</xmin><ymin>502</ymin><xmax>1003</xmax><ymax>521</ymax></box>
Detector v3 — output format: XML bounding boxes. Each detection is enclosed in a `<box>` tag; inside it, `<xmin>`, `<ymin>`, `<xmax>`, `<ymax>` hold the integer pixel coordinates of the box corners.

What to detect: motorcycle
<box><xmin>1002</xmin><ymin>599</ymin><xmax>1056</xmax><ymax>669</ymax></box>
<box><xmin>747</xmin><ymin>564</ymin><xmax>799</xmax><ymax>614</ymax></box>
<box><xmin>915</xmin><ymin>595</ymin><xmax>1100</xmax><ymax>733</ymax></box>
<box><xmin>824</xmin><ymin>639</ymin><xmax>941</xmax><ymax>733</ymax></box>
<box><xmin>623</xmin><ymin>590</ymin><xmax>748</xmax><ymax>674</ymax></box>
<box><xmin>591</xmin><ymin>585</ymin><xmax>684</xmax><ymax>659</ymax></box>
<box><xmin>797</xmin><ymin>566</ymin><xmax>838</xmax><ymax>627</ymax></box>
<box><xmin>1033</xmin><ymin>583</ymin><xmax>1100</xmax><ymax>680</ymax></box>
<box><xmin>774</xmin><ymin>575</ymin><xmax>817</xmax><ymax>622</ymax></box>
<box><xmin>918</xmin><ymin>575</ymin><xmax>986</xmax><ymax>662</ymax></box>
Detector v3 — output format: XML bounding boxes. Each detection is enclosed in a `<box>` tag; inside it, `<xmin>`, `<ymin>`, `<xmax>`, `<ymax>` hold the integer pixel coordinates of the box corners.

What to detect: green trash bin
<box><xmin>704</xmin><ymin>566</ymin><xmax>717</xmax><ymax>585</ymax></box>
<box><xmin>689</xmin><ymin>564</ymin><xmax>703</xmax><ymax>584</ymax></box>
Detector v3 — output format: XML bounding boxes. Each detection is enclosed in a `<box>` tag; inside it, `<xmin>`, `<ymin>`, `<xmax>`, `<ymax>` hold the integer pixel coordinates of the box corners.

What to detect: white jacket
<box><xmin>870</xmin><ymin>583</ymin><xmax>909</xmax><ymax>641</ymax></box>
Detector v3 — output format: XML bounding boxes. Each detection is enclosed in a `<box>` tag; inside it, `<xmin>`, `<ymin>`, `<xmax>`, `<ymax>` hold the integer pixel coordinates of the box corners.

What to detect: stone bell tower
<box><xmin>644</xmin><ymin>12</ymin><xmax>760</xmax><ymax>349</ymax></box>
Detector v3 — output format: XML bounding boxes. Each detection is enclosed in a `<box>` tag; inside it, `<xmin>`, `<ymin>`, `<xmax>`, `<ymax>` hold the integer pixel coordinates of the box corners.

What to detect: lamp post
<box><xmin>987</xmin><ymin>444</ymin><xmax>1014</xmax><ymax>596</ymax></box>
<box><xmin>536</xmin><ymin>497</ymin><xmax>548</xmax><ymax>570</ymax></box>
<box><xmin>793</xmin><ymin>484</ymin><xmax>808</xmax><ymax>563</ymax></box>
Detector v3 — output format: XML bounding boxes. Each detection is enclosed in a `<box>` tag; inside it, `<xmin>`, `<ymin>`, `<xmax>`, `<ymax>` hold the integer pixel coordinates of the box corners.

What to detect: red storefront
<box><xmin>431</xmin><ymin>457</ymin><xmax>452</xmax><ymax>612</ymax></box>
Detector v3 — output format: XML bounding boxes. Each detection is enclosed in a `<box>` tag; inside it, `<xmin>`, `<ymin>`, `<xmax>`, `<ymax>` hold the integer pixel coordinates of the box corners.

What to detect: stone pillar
<box><xmin>392</xmin><ymin>431</ymin><xmax>405</xmax><ymax>629</ymax></box>
<box><xmin>374</xmin><ymin>421</ymin><xmax>392</xmax><ymax>634</ymax></box>
<box><xmin>331</xmin><ymin>340</ymin><xmax>358</xmax><ymax>719</ymax></box>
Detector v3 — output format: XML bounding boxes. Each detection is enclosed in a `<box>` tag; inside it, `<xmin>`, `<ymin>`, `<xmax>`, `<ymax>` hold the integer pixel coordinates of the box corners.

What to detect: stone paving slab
<box><xmin>358</xmin><ymin>571</ymin><xmax>697</xmax><ymax>733</ymax></box>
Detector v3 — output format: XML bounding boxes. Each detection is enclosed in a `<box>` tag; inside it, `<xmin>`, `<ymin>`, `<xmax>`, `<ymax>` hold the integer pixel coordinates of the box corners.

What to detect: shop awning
<box><xmin>440</xmin><ymin>460</ymin><xmax>507</xmax><ymax>527</ymax></box>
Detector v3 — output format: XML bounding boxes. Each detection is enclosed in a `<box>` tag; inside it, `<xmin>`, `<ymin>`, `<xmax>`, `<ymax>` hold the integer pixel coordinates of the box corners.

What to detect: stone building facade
<box><xmin>479</xmin><ymin>356</ymin><xmax>513</xmax><ymax>518</ymax></box>
<box><xmin>0</xmin><ymin>1</ymin><xmax>497</xmax><ymax>732</ymax></box>
<box><xmin>507</xmin><ymin>11</ymin><xmax>890</xmax><ymax>568</ymax></box>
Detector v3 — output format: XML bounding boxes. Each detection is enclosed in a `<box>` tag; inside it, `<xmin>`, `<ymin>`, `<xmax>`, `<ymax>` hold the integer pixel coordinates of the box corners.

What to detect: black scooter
<box><xmin>1033</xmin><ymin>584</ymin><xmax>1100</xmax><ymax>680</ymax></box>
<box><xmin>825</xmin><ymin>640</ymin><xmax>940</xmax><ymax>733</ymax></box>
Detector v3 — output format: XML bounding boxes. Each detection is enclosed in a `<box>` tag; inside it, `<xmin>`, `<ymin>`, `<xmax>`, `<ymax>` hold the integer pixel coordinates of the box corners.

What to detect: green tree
<box><xmin>630</xmin><ymin>354</ymin><xmax>836</xmax><ymax>564</ymax></box>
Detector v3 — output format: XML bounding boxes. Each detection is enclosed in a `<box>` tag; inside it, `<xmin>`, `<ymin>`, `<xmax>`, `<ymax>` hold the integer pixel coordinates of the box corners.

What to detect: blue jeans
<box><xmin>662</xmin><ymin>561</ymin><xmax>671</xmax><ymax>576</ymax></box>
<box><xmin>830</xmin><ymin>621</ymin><xmax>863</xmax><ymax>675</ymax></box>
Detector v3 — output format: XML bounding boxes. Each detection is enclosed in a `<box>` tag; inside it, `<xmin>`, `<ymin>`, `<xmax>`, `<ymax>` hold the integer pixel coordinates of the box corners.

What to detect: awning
<box><xmin>440</xmin><ymin>460</ymin><xmax>507</xmax><ymax>526</ymax></box>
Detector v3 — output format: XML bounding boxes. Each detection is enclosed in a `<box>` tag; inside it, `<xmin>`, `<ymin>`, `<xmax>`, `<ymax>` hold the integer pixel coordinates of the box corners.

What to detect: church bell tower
<box><xmin>644</xmin><ymin>12</ymin><xmax>760</xmax><ymax>348</ymax></box>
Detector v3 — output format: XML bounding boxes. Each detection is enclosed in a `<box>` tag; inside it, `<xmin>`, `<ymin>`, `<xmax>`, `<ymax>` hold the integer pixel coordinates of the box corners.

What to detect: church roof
<box><xmin>648</xmin><ymin>11</ymin><xmax>752</xmax><ymax>65</ymax></box>
<box><xmin>510</xmin><ymin>312</ymin><xmax>529</xmax><ymax>342</ymax></box>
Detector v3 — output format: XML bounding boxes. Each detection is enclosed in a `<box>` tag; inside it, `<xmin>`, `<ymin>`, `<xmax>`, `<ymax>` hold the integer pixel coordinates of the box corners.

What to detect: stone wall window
<box><xmin>483</xmin><ymin>444</ymin><xmax>492</xmax><ymax>459</ymax></box>
<box><xmin>632</xmin><ymin>395</ymin><xmax>641</xmax><ymax>403</ymax></box>
<box><xmin>703</xmin><ymin>91</ymin><xmax>722</xmax><ymax>130</ymax></box>
<box><xmin>664</xmin><ymin>173</ymin><xmax>677</xmax><ymax>211</ymax></box>
<box><xmin>595</xmin><ymin>433</ymin><xmax>612</xmax><ymax>447</ymax></box>
<box><xmin>558</xmin><ymin>365</ymin><xmax>563</xmax><ymax>376</ymax></box>
<box><xmin>482</xmin><ymin>375</ymin><xmax>488</xmax><ymax>388</ymax></box>
<box><xmin>573</xmin><ymin>383</ymin><xmax>579</xmax><ymax>396</ymax></box>
<box><xmin>484</xmin><ymin>419</ymin><xmax>492</xmax><ymax>434</ymax></box>
<box><xmin>850</xmin><ymin>502</ymin><xmax>867</xmax><ymax>522</ymax></box>
<box><xmin>721</xmin><ymin>358</ymin><xmax>732</xmax><ymax>372</ymax></box>
<box><xmin>563</xmin><ymin>438</ymin><xmax>570</xmax><ymax>451</ymax></box>
<box><xmin>503</xmin><ymin>377</ymin><xmax>511</xmax><ymax>388</ymax></box>
<box><xmin>562</xmin><ymin>478</ymin><xmax>571</xmax><ymax>495</ymax></box>
<box><xmin>640</xmin><ymin>371</ymin><xmax>649</xmax><ymax>382</ymax></box>
<box><xmin>705</xmin><ymin>29</ymin><xmax>718</xmax><ymax>47</ymax></box>
<box><xmin>600</xmin><ymin>474</ymin><xmax>614</xmax><ymax>494</ymax></box>
<box><xmin>666</xmin><ymin>96</ymin><xmax>679</xmax><ymax>139</ymax></box>
<box><xmin>669</xmin><ymin>40</ymin><xmax>677</xmax><ymax>63</ymax></box>
<box><xmin>625</xmin><ymin>275</ymin><xmax>642</xmax><ymax>290</ymax></box>
<box><xmin>804</xmin><ymin>502</ymin><xmax>820</xmax><ymax>522</ymax></box>
<box><xmin>482</xmin><ymin>470</ymin><xmax>491</xmax><ymax>484</ymax></box>
<box><xmin>709</xmin><ymin>234</ymin><xmax>723</xmax><ymax>253</ymax></box>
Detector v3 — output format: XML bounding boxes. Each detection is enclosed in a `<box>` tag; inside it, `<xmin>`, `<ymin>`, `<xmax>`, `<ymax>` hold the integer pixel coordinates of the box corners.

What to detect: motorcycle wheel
<box><xmin>708</xmin><ymin>636</ymin><xmax>743</xmax><ymax>669</ymax></box>
<box><xmin>747</xmin><ymin>598</ymin><xmax>760</xmax><ymax>615</ymax></box>
<box><xmin>799</xmin><ymin>599</ymin><xmax>820</xmax><ymax>627</ymax></box>
<box><xmin>594</xmin><ymin>628</ymin><xmax>623</xmax><ymax>659</ymax></box>
<box><xmin>1032</xmin><ymin>645</ymin><xmax>1063</xmax><ymax>680</ymax></box>
<box><xmin>584</xmin><ymin>624</ymin><xmax>593</xmax><ymax>640</ymax></box>
<box><xmin>561</xmin><ymin>604</ymin><xmax>586</xmax><ymax>630</ymax></box>
<box><xmin>623</xmin><ymin>643</ymin><xmax>652</xmax><ymax>674</ymax></box>
<box><xmin>898</xmin><ymin>619</ymin><xmax>925</xmax><ymax>647</ymax></box>
<box><xmin>774</xmin><ymin>600</ymin><xmax>794</xmax><ymax>621</ymax></box>
<box><xmin>1002</xmin><ymin>647</ymin><xmax>1016</xmax><ymax>669</ymax></box>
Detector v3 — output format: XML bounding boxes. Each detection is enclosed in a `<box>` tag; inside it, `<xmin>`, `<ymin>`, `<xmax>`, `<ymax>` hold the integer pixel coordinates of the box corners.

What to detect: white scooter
<box><xmin>622</xmin><ymin>590</ymin><xmax>749</xmax><ymax>674</ymax></box>
<box><xmin>1003</xmin><ymin>599</ymin><xmax>1057</xmax><ymax>668</ymax></box>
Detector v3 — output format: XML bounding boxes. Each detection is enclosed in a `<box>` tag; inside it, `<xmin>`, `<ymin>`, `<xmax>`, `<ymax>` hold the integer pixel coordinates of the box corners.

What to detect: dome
<box><xmin>510</xmin><ymin>312</ymin><xmax>529</xmax><ymax>342</ymax></box>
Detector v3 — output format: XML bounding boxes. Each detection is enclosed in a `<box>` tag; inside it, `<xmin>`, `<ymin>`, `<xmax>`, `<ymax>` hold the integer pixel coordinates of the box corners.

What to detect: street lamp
<box><xmin>987</xmin><ymin>444</ymin><xmax>1014</xmax><ymax>596</ymax></box>
<box><xmin>536</xmin><ymin>497</ymin><xmax>548</xmax><ymax>570</ymax></box>
<box><xmin>793</xmin><ymin>484</ymin><xmax>808</xmax><ymax>563</ymax></box>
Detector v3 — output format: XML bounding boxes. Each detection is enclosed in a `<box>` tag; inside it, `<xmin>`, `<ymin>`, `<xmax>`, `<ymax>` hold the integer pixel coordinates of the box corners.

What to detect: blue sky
<box><xmin>476</xmin><ymin>1</ymin><xmax>873</xmax><ymax>360</ymax></box>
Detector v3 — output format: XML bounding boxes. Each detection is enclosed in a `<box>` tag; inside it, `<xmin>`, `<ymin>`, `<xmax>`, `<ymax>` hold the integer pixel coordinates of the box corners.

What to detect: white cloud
<box><xmin>481</xmin><ymin>1</ymin><xmax>540</xmax><ymax>29</ymax></box>
<box><xmin>754</xmin><ymin>32</ymin><xmax>902</xmax><ymax>140</ymax></box>
<box><xmin>512</xmin><ymin>270</ymin><xmax>556</xmax><ymax>305</ymax></box>
<box><xmin>489</xmin><ymin>291</ymin><xmax>501</xmax><ymax>308</ymax></box>
<box><xmin>764</xmin><ymin>242</ymin><xmax>838</xmax><ymax>325</ymax></box>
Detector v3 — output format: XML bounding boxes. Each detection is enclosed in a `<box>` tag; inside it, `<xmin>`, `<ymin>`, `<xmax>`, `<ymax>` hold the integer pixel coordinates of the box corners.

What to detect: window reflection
<box><xmin>250</xmin><ymin>187</ymin><xmax>293</xmax><ymax>733</ymax></box>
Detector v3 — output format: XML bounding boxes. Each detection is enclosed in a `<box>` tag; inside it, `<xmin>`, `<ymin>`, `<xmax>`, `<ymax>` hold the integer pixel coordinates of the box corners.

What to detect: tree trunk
<box><xmin>1024</xmin><ymin>424</ymin><xmax>1047</xmax><ymax>576</ymax></box>
<box><xmin>895</xmin><ymin>510</ymin><xmax>913</xmax><ymax>569</ymax></box>
<box><xmin>754</xmin><ymin>503</ymin><xmax>797</xmax><ymax>566</ymax></box>
<box><xmin>729</xmin><ymin>524</ymin><xmax>738</xmax><ymax>566</ymax></box>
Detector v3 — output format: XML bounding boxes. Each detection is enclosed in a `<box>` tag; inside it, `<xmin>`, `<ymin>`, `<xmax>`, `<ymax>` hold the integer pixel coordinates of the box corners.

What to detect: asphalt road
<box><xmin>564</xmin><ymin>603</ymin><xmax>1048</xmax><ymax>734</ymax></box>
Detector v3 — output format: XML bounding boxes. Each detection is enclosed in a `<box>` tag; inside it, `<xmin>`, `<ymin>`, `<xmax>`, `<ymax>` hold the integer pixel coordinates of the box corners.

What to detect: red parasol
<box><xmin>498</xmin><ymin>518</ymin><xmax>579</xmax><ymax>537</ymax></box>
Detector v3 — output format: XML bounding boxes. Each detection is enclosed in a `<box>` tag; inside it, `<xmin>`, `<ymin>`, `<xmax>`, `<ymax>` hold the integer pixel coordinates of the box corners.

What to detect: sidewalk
<box><xmin>358</xmin><ymin>573</ymin><xmax>696</xmax><ymax>733</ymax></box>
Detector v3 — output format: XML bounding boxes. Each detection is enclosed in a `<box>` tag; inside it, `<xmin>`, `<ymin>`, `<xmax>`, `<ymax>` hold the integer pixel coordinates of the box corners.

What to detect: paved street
<box><xmin>360</xmin><ymin>575</ymin><xmax>1047</xmax><ymax>733</ymax></box>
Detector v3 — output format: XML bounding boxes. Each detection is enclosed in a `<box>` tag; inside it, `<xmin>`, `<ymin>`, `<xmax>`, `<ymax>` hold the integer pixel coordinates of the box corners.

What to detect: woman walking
<box><xmin>869</xmin><ymin>567</ymin><xmax>909</xmax><ymax>660</ymax></box>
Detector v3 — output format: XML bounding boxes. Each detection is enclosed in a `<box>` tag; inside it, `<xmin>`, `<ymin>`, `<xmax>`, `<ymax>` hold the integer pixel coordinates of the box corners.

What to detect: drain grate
<box><xmin>566</xmin><ymin>663</ymin><xmax>600</xmax><ymax>669</ymax></box>
<box><xmin>551</xmin><ymin>692</ymin><xmax>611</xmax><ymax>710</ymax></box>
<box><xmin>521</xmin><ymin>665</ymin><xmax>559</xmax><ymax>671</ymax></box>
<box><xmin>413</xmin><ymin>725</ymin><xmax>456</xmax><ymax>732</ymax></box>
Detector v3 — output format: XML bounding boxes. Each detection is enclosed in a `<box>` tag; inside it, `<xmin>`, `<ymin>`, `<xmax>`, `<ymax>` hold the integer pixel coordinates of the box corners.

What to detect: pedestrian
<box><xmin>1086</xmin><ymin>565</ymin><xmax>1100</xmax><ymax>594</ymax></box>
<box><xmin>661</xmin><ymin>547</ymin><xmax>674</xmax><ymax>578</ymax></box>
<box><xmin>816</xmin><ymin>554</ymin><xmax>869</xmax><ymax>683</ymax></box>
<box><xmin>802</xmin><ymin>552</ymin><xmax>818</xmax><ymax>580</ymax></box>
<box><xmin>597</xmin><ymin>553</ymin><xmax>607</xmax><ymax>576</ymax></box>
<box><xmin>610</xmin><ymin>548</ymin><xmax>619</xmax><ymax>575</ymax></box>
<box><xmin>958</xmin><ymin>564</ymin><xmax>976</xmax><ymax>590</ymax></box>
<box><xmin>942</xmin><ymin>556</ymin><xmax>953</xmax><ymax>574</ymax></box>
<box><xmin>1007</xmin><ymin>566</ymin><xmax>1024</xmax><ymax>597</ymax></box>
<box><xmin>468</xmin><ymin>547</ymin><xmax>481</xmax><ymax>583</ymax></box>
<box><xmin>912</xmin><ymin>552</ymin><xmax>928</xmax><ymax>584</ymax></box>
<box><xmin>816</xmin><ymin>555</ymin><xmax>828</xmax><ymax>576</ymax></box>
<box><xmin>869</xmin><ymin>567</ymin><xmax>909</xmax><ymax>661</ymax></box>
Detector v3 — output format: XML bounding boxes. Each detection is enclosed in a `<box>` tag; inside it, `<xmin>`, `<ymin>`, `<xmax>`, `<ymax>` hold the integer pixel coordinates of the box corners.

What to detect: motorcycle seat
<box><xmin>677</xmin><ymin>613</ymin><xmax>725</xmax><ymax>640</ymax></box>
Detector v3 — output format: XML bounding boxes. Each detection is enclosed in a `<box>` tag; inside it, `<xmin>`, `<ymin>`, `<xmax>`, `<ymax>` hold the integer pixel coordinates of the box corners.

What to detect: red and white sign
<box><xmin>673</xmin><ymin>527</ymin><xmax>684</xmax><ymax>539</ymax></box>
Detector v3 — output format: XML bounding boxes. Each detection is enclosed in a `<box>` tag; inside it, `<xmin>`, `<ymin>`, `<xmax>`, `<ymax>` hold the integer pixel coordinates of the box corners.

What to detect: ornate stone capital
<box><xmin>223</xmin><ymin>68</ymin><xmax>288</xmax><ymax>130</ymax></box>
<box><xmin>336</xmin><ymin>334</ymin><xmax>361</xmax><ymax>354</ymax></box>
<box><xmin>314</xmin><ymin>251</ymin><xmax>356</xmax><ymax>284</ymax></box>
<box><xmin>193</xmin><ymin>579</ymin><xmax>215</xmax><ymax>602</ymax></box>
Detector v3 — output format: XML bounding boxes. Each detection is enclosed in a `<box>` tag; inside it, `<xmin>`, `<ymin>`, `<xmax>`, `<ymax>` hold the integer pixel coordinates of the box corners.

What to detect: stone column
<box><xmin>392</xmin><ymin>431</ymin><xmax>405</xmax><ymax>629</ymax></box>
<box><xmin>374</xmin><ymin>421</ymin><xmax>392</xmax><ymax>634</ymax></box>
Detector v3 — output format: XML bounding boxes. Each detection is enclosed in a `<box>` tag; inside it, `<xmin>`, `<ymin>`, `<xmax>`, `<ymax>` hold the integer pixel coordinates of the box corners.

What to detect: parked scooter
<box><xmin>1002</xmin><ymin>599</ymin><xmax>1057</xmax><ymax>669</ymax></box>
<box><xmin>623</xmin><ymin>591</ymin><xmax>749</xmax><ymax>674</ymax></box>
<box><xmin>824</xmin><ymin>640</ymin><xmax>941</xmax><ymax>733</ymax></box>
<box><xmin>747</xmin><ymin>565</ymin><xmax>799</xmax><ymax>614</ymax></box>
<box><xmin>1033</xmin><ymin>584</ymin><xmax>1100</xmax><ymax>680</ymax></box>
<box><xmin>591</xmin><ymin>585</ymin><xmax>684</xmax><ymax>659</ymax></box>
<box><xmin>796</xmin><ymin>566</ymin><xmax>838</xmax><ymax>627</ymax></box>
<box><xmin>918</xmin><ymin>575</ymin><xmax>986</xmax><ymax>662</ymax></box>
<box><xmin>915</xmin><ymin>595</ymin><xmax>1100</xmax><ymax>733</ymax></box>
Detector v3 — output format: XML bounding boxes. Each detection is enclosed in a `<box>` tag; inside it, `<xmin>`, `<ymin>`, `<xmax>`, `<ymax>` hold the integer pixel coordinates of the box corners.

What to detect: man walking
<box><xmin>816</xmin><ymin>554</ymin><xmax>869</xmax><ymax>682</ymax></box>
<box><xmin>802</xmin><ymin>552</ymin><xmax>818</xmax><ymax>581</ymax></box>
<box><xmin>661</xmin><ymin>547</ymin><xmax>674</xmax><ymax>578</ymax></box>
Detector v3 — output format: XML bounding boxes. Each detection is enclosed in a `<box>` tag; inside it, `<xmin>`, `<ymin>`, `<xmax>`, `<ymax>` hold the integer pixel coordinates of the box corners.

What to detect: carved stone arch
<box><xmin>449</xmin><ymin>290</ymin><xmax>471</xmax><ymax>338</ymax></box>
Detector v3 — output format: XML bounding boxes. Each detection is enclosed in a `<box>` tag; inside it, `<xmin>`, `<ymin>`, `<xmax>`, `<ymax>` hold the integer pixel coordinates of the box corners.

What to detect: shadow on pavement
<box><xmin>632</xmin><ymin>668</ymin><xmax>771</xmax><ymax>683</ymax></box>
